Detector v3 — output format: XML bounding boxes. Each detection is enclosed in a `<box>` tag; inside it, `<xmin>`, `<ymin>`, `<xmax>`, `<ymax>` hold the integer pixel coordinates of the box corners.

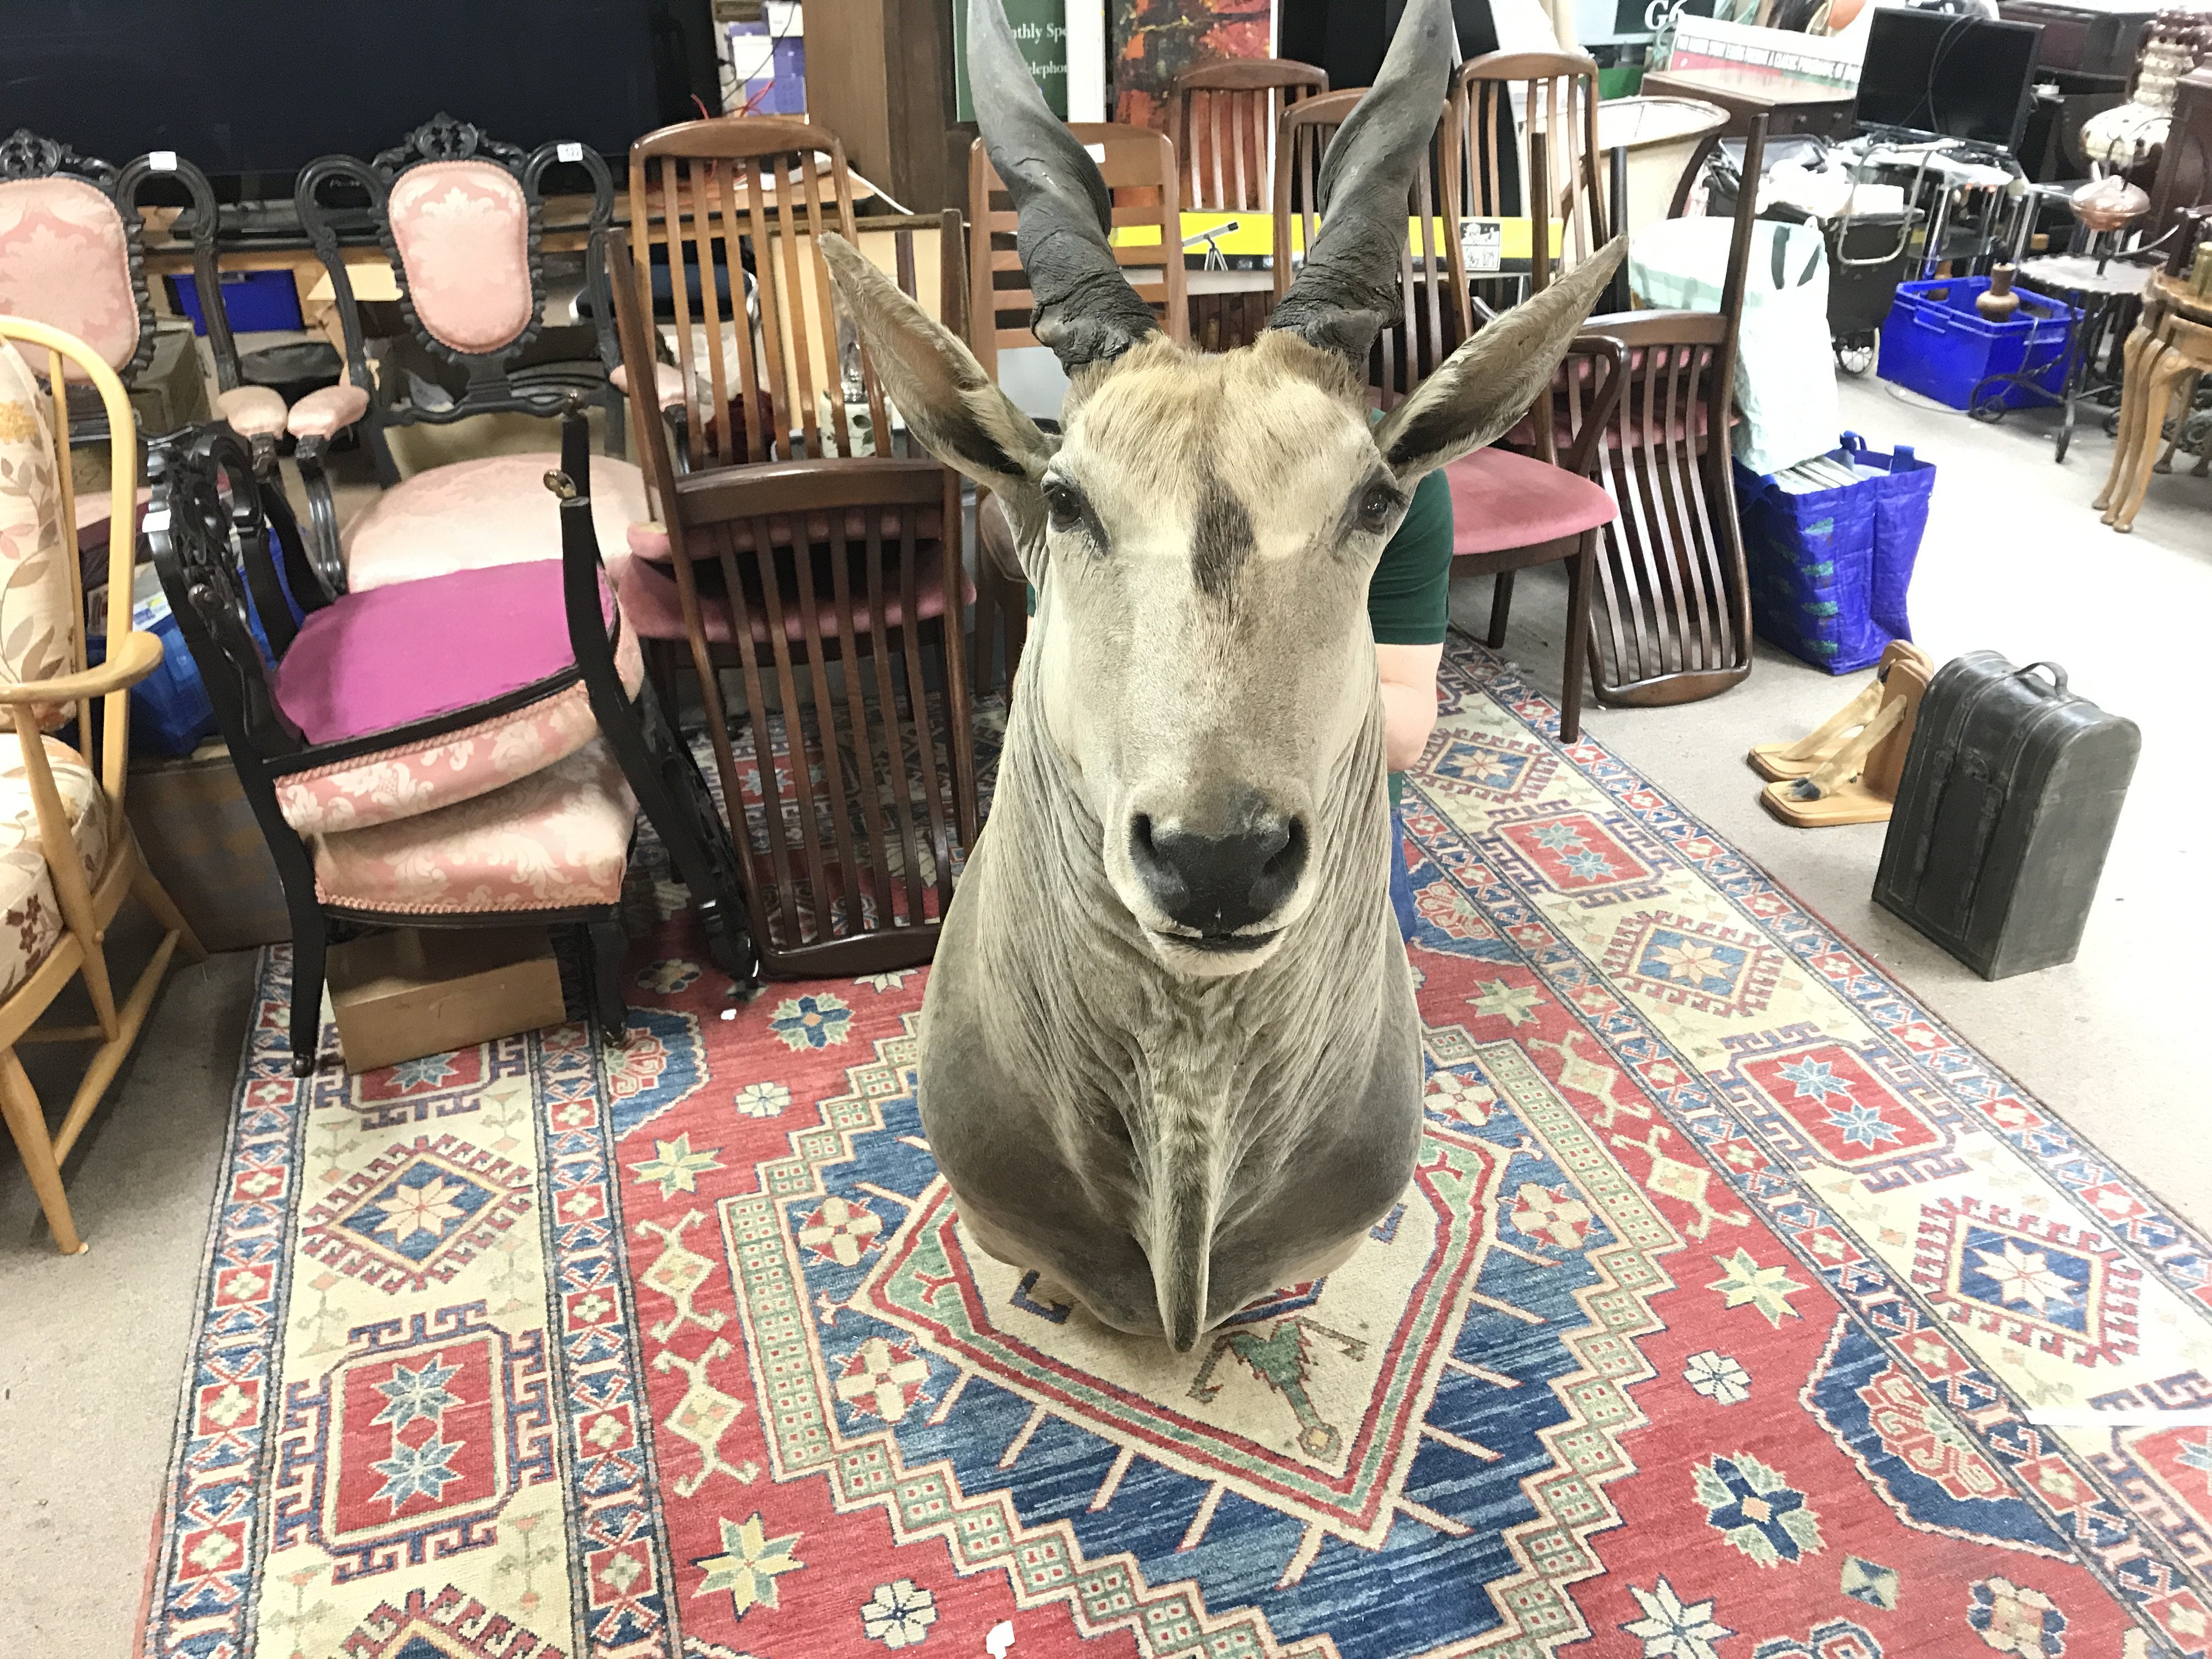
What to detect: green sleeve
<box><xmin>1367</xmin><ymin>466</ymin><xmax>1454</xmax><ymax>646</ymax></box>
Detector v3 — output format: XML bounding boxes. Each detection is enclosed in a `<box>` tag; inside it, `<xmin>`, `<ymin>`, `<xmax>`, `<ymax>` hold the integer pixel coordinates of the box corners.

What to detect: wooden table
<box><xmin>1640</xmin><ymin>67</ymin><xmax>1858</xmax><ymax>141</ymax></box>
<box><xmin>2094</xmin><ymin>271</ymin><xmax>2212</xmax><ymax>531</ymax></box>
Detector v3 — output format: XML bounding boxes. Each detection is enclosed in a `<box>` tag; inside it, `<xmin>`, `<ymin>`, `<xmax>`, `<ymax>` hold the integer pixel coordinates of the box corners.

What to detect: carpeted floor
<box><xmin>140</xmin><ymin>638</ymin><xmax>2212</xmax><ymax>1658</ymax></box>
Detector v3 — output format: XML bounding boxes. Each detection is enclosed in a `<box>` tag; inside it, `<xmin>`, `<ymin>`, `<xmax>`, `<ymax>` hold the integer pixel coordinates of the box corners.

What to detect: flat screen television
<box><xmin>0</xmin><ymin>0</ymin><xmax>719</xmax><ymax>192</ymax></box>
<box><xmin>1855</xmin><ymin>6</ymin><xmax>2045</xmax><ymax>153</ymax></box>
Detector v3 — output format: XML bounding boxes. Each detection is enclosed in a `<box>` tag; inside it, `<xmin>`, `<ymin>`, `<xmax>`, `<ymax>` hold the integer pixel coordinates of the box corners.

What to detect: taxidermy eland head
<box><xmin>818</xmin><ymin>0</ymin><xmax>1623</xmax><ymax>1355</ymax></box>
<box><xmin>822</xmin><ymin>0</ymin><xmax>1622</xmax><ymax>978</ymax></box>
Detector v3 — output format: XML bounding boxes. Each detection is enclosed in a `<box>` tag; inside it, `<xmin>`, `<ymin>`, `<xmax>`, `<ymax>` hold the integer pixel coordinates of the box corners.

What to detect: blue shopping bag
<box><xmin>1736</xmin><ymin>432</ymin><xmax>1935</xmax><ymax>674</ymax></box>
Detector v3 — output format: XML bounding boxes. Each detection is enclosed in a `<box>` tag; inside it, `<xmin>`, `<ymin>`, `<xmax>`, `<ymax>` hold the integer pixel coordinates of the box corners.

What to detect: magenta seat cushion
<box><xmin>1445</xmin><ymin>448</ymin><xmax>1617</xmax><ymax>558</ymax></box>
<box><xmin>274</xmin><ymin>560</ymin><xmax>610</xmax><ymax>746</ymax></box>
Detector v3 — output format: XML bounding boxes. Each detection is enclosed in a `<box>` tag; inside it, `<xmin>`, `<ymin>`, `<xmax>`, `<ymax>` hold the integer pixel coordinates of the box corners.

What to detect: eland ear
<box><xmin>1372</xmin><ymin>239</ymin><xmax>1628</xmax><ymax>481</ymax></box>
<box><xmin>820</xmin><ymin>233</ymin><xmax>1054</xmax><ymax>524</ymax></box>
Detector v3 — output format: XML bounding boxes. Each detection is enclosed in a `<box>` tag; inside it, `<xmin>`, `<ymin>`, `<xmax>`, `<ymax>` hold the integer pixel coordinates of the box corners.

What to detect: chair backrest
<box><xmin>0</xmin><ymin>319</ymin><xmax>149</xmax><ymax>806</ymax></box>
<box><xmin>1166</xmin><ymin>59</ymin><xmax>1330</xmax><ymax>213</ymax></box>
<box><xmin>297</xmin><ymin>112</ymin><xmax>616</xmax><ymax>428</ymax></box>
<box><xmin>1451</xmin><ymin>53</ymin><xmax>1610</xmax><ymax>281</ymax></box>
<box><xmin>967</xmin><ymin>126</ymin><xmax>1190</xmax><ymax>379</ymax></box>
<box><xmin>629</xmin><ymin>117</ymin><xmax>885</xmax><ymax>468</ymax></box>
<box><xmin>1273</xmin><ymin>91</ymin><xmax>1464</xmax><ymax>408</ymax></box>
<box><xmin>0</xmin><ymin>130</ymin><xmax>239</xmax><ymax>400</ymax></box>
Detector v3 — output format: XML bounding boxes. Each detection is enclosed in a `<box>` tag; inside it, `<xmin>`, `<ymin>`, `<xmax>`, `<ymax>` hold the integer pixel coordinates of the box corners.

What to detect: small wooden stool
<box><xmin>2095</xmin><ymin>273</ymin><xmax>2212</xmax><ymax>532</ymax></box>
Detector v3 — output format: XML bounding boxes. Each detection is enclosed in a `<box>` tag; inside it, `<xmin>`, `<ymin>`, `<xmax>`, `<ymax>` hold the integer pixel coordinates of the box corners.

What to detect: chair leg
<box><xmin>131</xmin><ymin>860</ymin><xmax>207</xmax><ymax>963</ymax></box>
<box><xmin>0</xmin><ymin>1049</ymin><xmax>82</xmax><ymax>1253</ymax></box>
<box><xmin>289</xmin><ymin>911</ymin><xmax>328</xmax><ymax>1078</ymax></box>
<box><xmin>586</xmin><ymin>919</ymin><xmax>629</xmax><ymax>1041</ymax></box>
<box><xmin>1486</xmin><ymin>572</ymin><xmax>1516</xmax><ymax>649</ymax></box>
<box><xmin>1560</xmin><ymin>533</ymin><xmax>1595</xmax><ymax>746</ymax></box>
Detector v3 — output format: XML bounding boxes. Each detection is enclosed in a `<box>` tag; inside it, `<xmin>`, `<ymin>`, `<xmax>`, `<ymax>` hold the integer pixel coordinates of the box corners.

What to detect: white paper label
<box><xmin>149</xmin><ymin>149</ymin><xmax>177</xmax><ymax>172</ymax></box>
<box><xmin>764</xmin><ymin>1</ymin><xmax>803</xmax><ymax>32</ymax></box>
<box><xmin>1459</xmin><ymin>217</ymin><xmax>1503</xmax><ymax>274</ymax></box>
<box><xmin>557</xmin><ymin>141</ymin><xmax>583</xmax><ymax>163</ymax></box>
<box><xmin>1085</xmin><ymin>143</ymin><xmax>1107</xmax><ymax>163</ymax></box>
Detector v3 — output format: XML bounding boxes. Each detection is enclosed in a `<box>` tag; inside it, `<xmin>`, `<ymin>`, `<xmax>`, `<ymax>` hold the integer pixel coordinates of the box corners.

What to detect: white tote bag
<box><xmin>1628</xmin><ymin>216</ymin><xmax>1840</xmax><ymax>476</ymax></box>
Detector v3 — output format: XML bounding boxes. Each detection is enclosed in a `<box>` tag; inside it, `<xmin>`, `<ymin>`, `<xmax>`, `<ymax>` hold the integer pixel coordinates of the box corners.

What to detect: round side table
<box><xmin>1975</xmin><ymin>255</ymin><xmax>2152</xmax><ymax>464</ymax></box>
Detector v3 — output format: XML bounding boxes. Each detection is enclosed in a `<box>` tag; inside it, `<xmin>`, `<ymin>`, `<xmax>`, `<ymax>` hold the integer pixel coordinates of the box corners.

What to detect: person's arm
<box><xmin>1378</xmin><ymin>641</ymin><xmax>1444</xmax><ymax>772</ymax></box>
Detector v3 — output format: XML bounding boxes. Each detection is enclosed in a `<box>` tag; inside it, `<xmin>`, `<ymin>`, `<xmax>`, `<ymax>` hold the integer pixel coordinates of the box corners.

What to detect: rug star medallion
<box><xmin>145</xmin><ymin>642</ymin><xmax>2212</xmax><ymax>1659</ymax></box>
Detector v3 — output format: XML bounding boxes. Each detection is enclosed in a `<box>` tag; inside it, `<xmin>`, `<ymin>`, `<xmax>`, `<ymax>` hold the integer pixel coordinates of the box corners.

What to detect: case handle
<box><xmin>2016</xmin><ymin>661</ymin><xmax>2069</xmax><ymax>697</ymax></box>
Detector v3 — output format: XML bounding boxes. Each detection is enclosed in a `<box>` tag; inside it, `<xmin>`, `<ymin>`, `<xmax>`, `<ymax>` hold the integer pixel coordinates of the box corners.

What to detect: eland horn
<box><xmin>969</xmin><ymin>0</ymin><xmax>1158</xmax><ymax>372</ymax></box>
<box><xmin>1268</xmin><ymin>0</ymin><xmax>1458</xmax><ymax>365</ymax></box>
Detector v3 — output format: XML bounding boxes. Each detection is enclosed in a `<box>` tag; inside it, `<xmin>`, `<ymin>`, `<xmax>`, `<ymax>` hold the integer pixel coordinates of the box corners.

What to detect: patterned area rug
<box><xmin>145</xmin><ymin>640</ymin><xmax>2212</xmax><ymax>1659</ymax></box>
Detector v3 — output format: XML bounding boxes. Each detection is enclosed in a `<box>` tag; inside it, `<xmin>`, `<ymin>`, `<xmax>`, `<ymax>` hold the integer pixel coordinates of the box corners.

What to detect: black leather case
<box><xmin>1874</xmin><ymin>652</ymin><xmax>2139</xmax><ymax>980</ymax></box>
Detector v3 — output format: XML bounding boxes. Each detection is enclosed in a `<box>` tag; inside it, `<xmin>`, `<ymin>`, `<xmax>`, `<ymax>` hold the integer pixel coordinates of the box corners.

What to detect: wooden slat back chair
<box><xmin>1576</xmin><ymin>117</ymin><xmax>1767</xmax><ymax>707</ymax></box>
<box><xmin>1451</xmin><ymin>52</ymin><xmax>1610</xmax><ymax>317</ymax></box>
<box><xmin>608</xmin><ymin>227</ymin><xmax>976</xmax><ymax>978</ymax></box>
<box><xmin>0</xmin><ymin>317</ymin><xmax>204</xmax><ymax>1253</ymax></box>
<box><xmin>628</xmin><ymin>118</ymin><xmax>888</xmax><ymax>472</ymax></box>
<box><xmin>968</xmin><ymin>127</ymin><xmax>1190</xmax><ymax>380</ymax></box>
<box><xmin>1274</xmin><ymin>91</ymin><xmax>1466</xmax><ymax>408</ymax></box>
<box><xmin>1167</xmin><ymin>59</ymin><xmax>1329</xmax><ymax>213</ymax></box>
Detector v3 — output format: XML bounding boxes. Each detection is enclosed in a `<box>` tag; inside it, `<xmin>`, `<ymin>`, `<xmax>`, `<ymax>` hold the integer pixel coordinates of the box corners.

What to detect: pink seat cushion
<box><xmin>274</xmin><ymin>560</ymin><xmax>617</xmax><ymax>746</ymax></box>
<box><xmin>1446</xmin><ymin>448</ymin><xmax>1617</xmax><ymax>558</ymax></box>
<box><xmin>625</xmin><ymin>506</ymin><xmax>946</xmax><ymax>562</ymax></box>
<box><xmin>611</xmin><ymin>540</ymin><xmax>973</xmax><ymax>648</ymax></box>
<box><xmin>341</xmin><ymin>453</ymin><xmax>650</xmax><ymax>591</ymax></box>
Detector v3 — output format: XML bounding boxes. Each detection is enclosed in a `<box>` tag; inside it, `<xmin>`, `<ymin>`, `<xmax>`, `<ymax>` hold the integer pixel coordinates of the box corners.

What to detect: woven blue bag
<box><xmin>1736</xmin><ymin>432</ymin><xmax>1935</xmax><ymax>674</ymax></box>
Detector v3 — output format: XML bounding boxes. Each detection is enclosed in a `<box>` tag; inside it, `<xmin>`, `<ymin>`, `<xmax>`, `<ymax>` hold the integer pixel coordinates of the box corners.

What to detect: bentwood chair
<box><xmin>292</xmin><ymin>112</ymin><xmax>639</xmax><ymax>591</ymax></box>
<box><xmin>1276</xmin><ymin>92</ymin><xmax>1469</xmax><ymax>406</ymax></box>
<box><xmin>1167</xmin><ymin>59</ymin><xmax>1329</xmax><ymax>351</ymax></box>
<box><xmin>0</xmin><ymin>319</ymin><xmax>205</xmax><ymax>1254</ymax></box>
<box><xmin>969</xmin><ymin>127</ymin><xmax>1190</xmax><ymax>380</ymax></box>
<box><xmin>607</xmin><ymin>220</ymin><xmax>977</xmax><ymax>977</ymax></box>
<box><xmin>149</xmin><ymin>404</ymin><xmax>752</xmax><ymax>1075</ymax></box>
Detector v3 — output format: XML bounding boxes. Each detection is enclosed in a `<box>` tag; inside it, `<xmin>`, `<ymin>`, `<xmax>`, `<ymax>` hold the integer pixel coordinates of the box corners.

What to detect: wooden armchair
<box><xmin>0</xmin><ymin>318</ymin><xmax>204</xmax><ymax>1254</ymax></box>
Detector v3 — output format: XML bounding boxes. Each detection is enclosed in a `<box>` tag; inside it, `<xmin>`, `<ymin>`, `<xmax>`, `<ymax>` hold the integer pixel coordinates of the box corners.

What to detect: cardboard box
<box><xmin>125</xmin><ymin>741</ymin><xmax>291</xmax><ymax>953</ymax></box>
<box><xmin>328</xmin><ymin>927</ymin><xmax>567</xmax><ymax>1074</ymax></box>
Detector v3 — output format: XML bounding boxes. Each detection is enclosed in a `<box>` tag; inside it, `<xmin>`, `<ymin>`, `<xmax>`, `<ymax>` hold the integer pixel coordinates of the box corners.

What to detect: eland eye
<box><xmin>1042</xmin><ymin>479</ymin><xmax>1084</xmax><ymax>534</ymax></box>
<box><xmin>1357</xmin><ymin>482</ymin><xmax>1403</xmax><ymax>535</ymax></box>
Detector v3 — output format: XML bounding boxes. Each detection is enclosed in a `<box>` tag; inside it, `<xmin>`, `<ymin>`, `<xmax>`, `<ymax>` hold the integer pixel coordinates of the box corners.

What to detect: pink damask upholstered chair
<box><xmin>0</xmin><ymin>130</ymin><xmax>278</xmax><ymax>546</ymax></box>
<box><xmin>0</xmin><ymin>319</ymin><xmax>205</xmax><ymax>1253</ymax></box>
<box><xmin>148</xmin><ymin>407</ymin><xmax>752</xmax><ymax>1077</ymax></box>
<box><xmin>290</xmin><ymin>114</ymin><xmax>640</xmax><ymax>593</ymax></box>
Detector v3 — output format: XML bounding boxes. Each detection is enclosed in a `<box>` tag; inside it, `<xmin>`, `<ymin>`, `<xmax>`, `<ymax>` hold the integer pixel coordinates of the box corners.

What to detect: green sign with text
<box><xmin>953</xmin><ymin>0</ymin><xmax>1069</xmax><ymax>121</ymax></box>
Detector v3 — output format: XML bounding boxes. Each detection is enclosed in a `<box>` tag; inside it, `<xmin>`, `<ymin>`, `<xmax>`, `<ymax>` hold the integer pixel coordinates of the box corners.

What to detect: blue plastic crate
<box><xmin>167</xmin><ymin>269</ymin><xmax>304</xmax><ymax>337</ymax></box>
<box><xmin>1877</xmin><ymin>275</ymin><xmax>2075</xmax><ymax>411</ymax></box>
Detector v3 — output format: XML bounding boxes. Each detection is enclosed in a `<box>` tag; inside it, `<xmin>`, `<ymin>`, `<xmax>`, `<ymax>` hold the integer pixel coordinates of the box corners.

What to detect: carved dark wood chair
<box><xmin>292</xmin><ymin>112</ymin><xmax>633</xmax><ymax>591</ymax></box>
<box><xmin>146</xmin><ymin>407</ymin><xmax>752</xmax><ymax>1075</ymax></box>
<box><xmin>1167</xmin><ymin>59</ymin><xmax>1329</xmax><ymax>351</ymax></box>
<box><xmin>1276</xmin><ymin>91</ymin><xmax>1468</xmax><ymax>407</ymax></box>
<box><xmin>607</xmin><ymin>218</ymin><xmax>977</xmax><ymax>977</ymax></box>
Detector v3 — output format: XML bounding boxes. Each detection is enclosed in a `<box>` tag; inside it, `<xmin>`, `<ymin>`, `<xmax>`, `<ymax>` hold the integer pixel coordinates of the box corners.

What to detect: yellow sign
<box><xmin>1110</xmin><ymin>212</ymin><xmax>1565</xmax><ymax>263</ymax></box>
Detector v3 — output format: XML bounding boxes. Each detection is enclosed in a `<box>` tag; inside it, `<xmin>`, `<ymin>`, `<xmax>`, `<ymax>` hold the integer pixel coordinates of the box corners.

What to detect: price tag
<box><xmin>1459</xmin><ymin>217</ymin><xmax>1503</xmax><ymax>274</ymax></box>
<box><xmin>149</xmin><ymin>149</ymin><xmax>178</xmax><ymax>172</ymax></box>
<box><xmin>557</xmin><ymin>142</ymin><xmax>583</xmax><ymax>163</ymax></box>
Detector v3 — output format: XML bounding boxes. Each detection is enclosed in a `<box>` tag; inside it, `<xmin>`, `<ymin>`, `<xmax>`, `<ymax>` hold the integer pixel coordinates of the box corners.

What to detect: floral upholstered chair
<box><xmin>149</xmin><ymin>403</ymin><xmax>750</xmax><ymax>1076</ymax></box>
<box><xmin>290</xmin><ymin>114</ymin><xmax>642</xmax><ymax>593</ymax></box>
<box><xmin>0</xmin><ymin>318</ymin><xmax>206</xmax><ymax>1254</ymax></box>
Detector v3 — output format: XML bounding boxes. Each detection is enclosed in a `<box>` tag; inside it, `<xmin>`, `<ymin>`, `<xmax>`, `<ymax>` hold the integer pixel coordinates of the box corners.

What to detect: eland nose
<box><xmin>1128</xmin><ymin>806</ymin><xmax>1308</xmax><ymax>938</ymax></box>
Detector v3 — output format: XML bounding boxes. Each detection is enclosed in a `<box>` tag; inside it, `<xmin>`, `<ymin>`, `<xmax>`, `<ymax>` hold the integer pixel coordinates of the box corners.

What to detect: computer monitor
<box><xmin>1855</xmin><ymin>6</ymin><xmax>2045</xmax><ymax>153</ymax></box>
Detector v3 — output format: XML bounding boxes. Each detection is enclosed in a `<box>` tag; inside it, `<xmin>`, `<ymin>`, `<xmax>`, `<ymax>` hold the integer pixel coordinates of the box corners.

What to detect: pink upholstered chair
<box><xmin>148</xmin><ymin>407</ymin><xmax>752</xmax><ymax>1075</ymax></box>
<box><xmin>289</xmin><ymin>114</ymin><xmax>636</xmax><ymax>593</ymax></box>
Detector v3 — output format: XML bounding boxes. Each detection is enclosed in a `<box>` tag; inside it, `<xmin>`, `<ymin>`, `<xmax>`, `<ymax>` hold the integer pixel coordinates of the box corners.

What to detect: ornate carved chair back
<box><xmin>1273</xmin><ymin>91</ymin><xmax>1463</xmax><ymax>409</ymax></box>
<box><xmin>295</xmin><ymin>112</ymin><xmax>620</xmax><ymax>479</ymax></box>
<box><xmin>1451</xmin><ymin>53</ymin><xmax>1610</xmax><ymax>290</ymax></box>
<box><xmin>606</xmin><ymin>221</ymin><xmax>975</xmax><ymax>977</ymax></box>
<box><xmin>1167</xmin><ymin>59</ymin><xmax>1330</xmax><ymax>215</ymax></box>
<box><xmin>967</xmin><ymin>125</ymin><xmax>1190</xmax><ymax>380</ymax></box>
<box><xmin>627</xmin><ymin>119</ymin><xmax>883</xmax><ymax>470</ymax></box>
<box><xmin>0</xmin><ymin>128</ymin><xmax>242</xmax><ymax>436</ymax></box>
